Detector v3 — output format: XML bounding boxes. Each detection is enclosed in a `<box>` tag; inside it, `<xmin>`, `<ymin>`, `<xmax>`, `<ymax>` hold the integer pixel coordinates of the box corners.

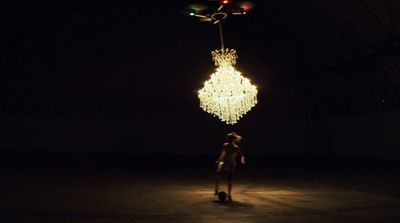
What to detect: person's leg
<box><xmin>227</xmin><ymin>171</ymin><xmax>232</xmax><ymax>201</ymax></box>
<box><xmin>215</xmin><ymin>170</ymin><xmax>222</xmax><ymax>195</ymax></box>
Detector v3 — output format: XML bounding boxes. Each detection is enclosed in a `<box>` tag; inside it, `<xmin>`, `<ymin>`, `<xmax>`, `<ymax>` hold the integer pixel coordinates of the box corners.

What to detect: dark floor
<box><xmin>1</xmin><ymin>152</ymin><xmax>400</xmax><ymax>222</ymax></box>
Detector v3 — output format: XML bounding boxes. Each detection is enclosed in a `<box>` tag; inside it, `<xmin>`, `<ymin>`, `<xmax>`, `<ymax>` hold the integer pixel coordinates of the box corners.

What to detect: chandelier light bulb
<box><xmin>198</xmin><ymin>49</ymin><xmax>258</xmax><ymax>124</ymax></box>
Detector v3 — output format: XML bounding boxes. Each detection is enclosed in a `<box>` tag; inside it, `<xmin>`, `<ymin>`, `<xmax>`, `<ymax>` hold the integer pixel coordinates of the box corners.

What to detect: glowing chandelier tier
<box><xmin>198</xmin><ymin>48</ymin><xmax>258</xmax><ymax>124</ymax></box>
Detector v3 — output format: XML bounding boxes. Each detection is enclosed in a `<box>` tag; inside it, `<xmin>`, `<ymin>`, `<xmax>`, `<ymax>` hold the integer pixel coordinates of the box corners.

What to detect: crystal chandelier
<box><xmin>198</xmin><ymin>48</ymin><xmax>258</xmax><ymax>124</ymax></box>
<box><xmin>189</xmin><ymin>1</ymin><xmax>259</xmax><ymax>124</ymax></box>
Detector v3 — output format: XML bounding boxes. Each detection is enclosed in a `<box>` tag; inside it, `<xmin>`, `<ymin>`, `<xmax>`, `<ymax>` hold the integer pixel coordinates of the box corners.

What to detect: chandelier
<box><xmin>198</xmin><ymin>48</ymin><xmax>258</xmax><ymax>124</ymax></box>
<box><xmin>188</xmin><ymin>0</ymin><xmax>258</xmax><ymax>124</ymax></box>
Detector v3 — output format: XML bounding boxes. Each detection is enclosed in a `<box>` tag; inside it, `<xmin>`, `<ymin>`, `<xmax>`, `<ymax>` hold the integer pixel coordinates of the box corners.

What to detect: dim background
<box><xmin>1</xmin><ymin>0</ymin><xmax>400</xmax><ymax>160</ymax></box>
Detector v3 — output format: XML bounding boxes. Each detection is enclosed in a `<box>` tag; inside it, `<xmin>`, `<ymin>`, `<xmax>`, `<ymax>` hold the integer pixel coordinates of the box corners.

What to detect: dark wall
<box><xmin>3</xmin><ymin>110</ymin><xmax>400</xmax><ymax>159</ymax></box>
<box><xmin>2</xmin><ymin>1</ymin><xmax>400</xmax><ymax>159</ymax></box>
<box><xmin>306</xmin><ymin>111</ymin><xmax>400</xmax><ymax>160</ymax></box>
<box><xmin>0</xmin><ymin>115</ymin><xmax>307</xmax><ymax>155</ymax></box>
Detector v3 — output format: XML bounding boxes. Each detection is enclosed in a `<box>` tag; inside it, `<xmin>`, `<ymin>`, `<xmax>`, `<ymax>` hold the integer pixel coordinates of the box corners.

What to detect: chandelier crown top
<box><xmin>212</xmin><ymin>48</ymin><xmax>237</xmax><ymax>67</ymax></box>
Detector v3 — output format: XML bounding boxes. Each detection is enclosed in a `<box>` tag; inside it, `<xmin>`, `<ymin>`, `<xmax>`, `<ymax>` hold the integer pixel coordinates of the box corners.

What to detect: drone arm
<box><xmin>194</xmin><ymin>14</ymin><xmax>207</xmax><ymax>18</ymax></box>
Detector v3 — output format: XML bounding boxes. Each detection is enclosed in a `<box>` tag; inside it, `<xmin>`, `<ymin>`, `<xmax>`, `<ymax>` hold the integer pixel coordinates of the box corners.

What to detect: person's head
<box><xmin>226</xmin><ymin>132</ymin><xmax>242</xmax><ymax>143</ymax></box>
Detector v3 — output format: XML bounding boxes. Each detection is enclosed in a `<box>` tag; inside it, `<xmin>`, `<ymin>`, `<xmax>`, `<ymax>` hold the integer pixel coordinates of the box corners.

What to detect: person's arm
<box><xmin>216</xmin><ymin>145</ymin><xmax>227</xmax><ymax>172</ymax></box>
<box><xmin>240</xmin><ymin>155</ymin><xmax>246</xmax><ymax>164</ymax></box>
<box><xmin>216</xmin><ymin>145</ymin><xmax>227</xmax><ymax>163</ymax></box>
<box><xmin>238</xmin><ymin>147</ymin><xmax>246</xmax><ymax>164</ymax></box>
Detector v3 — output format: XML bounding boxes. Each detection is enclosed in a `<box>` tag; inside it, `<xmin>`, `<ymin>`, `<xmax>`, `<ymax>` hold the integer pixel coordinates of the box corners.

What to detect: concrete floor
<box><xmin>1</xmin><ymin>154</ymin><xmax>400</xmax><ymax>222</ymax></box>
<box><xmin>1</xmin><ymin>169</ymin><xmax>400</xmax><ymax>223</ymax></box>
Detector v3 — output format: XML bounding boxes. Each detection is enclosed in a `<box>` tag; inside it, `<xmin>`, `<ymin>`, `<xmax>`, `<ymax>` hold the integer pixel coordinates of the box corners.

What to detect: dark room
<box><xmin>1</xmin><ymin>0</ymin><xmax>400</xmax><ymax>222</ymax></box>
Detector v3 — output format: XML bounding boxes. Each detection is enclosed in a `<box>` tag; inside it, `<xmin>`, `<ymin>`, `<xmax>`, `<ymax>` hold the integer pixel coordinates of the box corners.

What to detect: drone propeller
<box><xmin>238</xmin><ymin>1</ymin><xmax>255</xmax><ymax>12</ymax></box>
<box><xmin>187</xmin><ymin>3</ymin><xmax>208</xmax><ymax>13</ymax></box>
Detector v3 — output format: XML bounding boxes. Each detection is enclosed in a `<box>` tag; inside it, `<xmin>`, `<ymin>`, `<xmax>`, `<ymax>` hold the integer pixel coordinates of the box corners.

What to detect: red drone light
<box><xmin>221</xmin><ymin>0</ymin><xmax>229</xmax><ymax>4</ymax></box>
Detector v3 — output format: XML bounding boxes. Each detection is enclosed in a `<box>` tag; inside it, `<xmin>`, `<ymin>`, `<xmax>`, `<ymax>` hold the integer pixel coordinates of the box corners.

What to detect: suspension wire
<box><xmin>218</xmin><ymin>21</ymin><xmax>225</xmax><ymax>51</ymax></box>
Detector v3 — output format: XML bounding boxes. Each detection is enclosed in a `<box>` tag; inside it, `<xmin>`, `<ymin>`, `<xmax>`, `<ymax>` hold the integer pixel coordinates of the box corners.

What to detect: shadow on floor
<box><xmin>212</xmin><ymin>200</ymin><xmax>254</xmax><ymax>208</ymax></box>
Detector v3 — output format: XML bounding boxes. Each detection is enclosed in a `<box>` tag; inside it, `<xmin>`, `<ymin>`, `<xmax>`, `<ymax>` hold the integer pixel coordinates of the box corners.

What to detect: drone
<box><xmin>186</xmin><ymin>0</ymin><xmax>255</xmax><ymax>24</ymax></box>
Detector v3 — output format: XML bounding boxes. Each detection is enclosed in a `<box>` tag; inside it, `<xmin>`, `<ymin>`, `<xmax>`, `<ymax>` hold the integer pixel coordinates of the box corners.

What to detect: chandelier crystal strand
<box><xmin>198</xmin><ymin>49</ymin><xmax>258</xmax><ymax>124</ymax></box>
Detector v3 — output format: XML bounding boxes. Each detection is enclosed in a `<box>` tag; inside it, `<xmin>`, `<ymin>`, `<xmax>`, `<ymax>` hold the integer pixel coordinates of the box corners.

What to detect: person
<box><xmin>214</xmin><ymin>132</ymin><xmax>246</xmax><ymax>201</ymax></box>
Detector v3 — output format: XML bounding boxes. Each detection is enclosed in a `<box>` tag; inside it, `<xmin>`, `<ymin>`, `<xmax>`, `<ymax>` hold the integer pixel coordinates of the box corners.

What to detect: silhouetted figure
<box><xmin>214</xmin><ymin>132</ymin><xmax>246</xmax><ymax>201</ymax></box>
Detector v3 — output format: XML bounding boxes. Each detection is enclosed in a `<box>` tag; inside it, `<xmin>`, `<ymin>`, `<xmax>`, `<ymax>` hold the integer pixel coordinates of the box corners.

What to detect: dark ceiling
<box><xmin>1</xmin><ymin>0</ymin><xmax>400</xmax><ymax>119</ymax></box>
<box><xmin>257</xmin><ymin>0</ymin><xmax>400</xmax><ymax>117</ymax></box>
